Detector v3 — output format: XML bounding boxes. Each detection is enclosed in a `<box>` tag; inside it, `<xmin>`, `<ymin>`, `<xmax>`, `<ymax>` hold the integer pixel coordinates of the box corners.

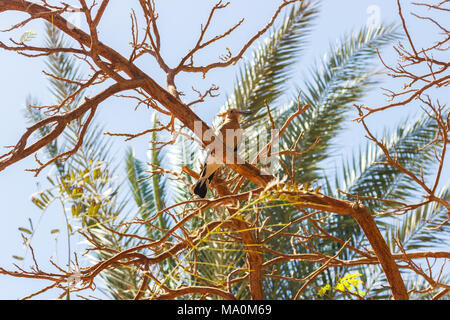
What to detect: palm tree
<box><xmin>23</xmin><ymin>1</ymin><xmax>448</xmax><ymax>299</ymax></box>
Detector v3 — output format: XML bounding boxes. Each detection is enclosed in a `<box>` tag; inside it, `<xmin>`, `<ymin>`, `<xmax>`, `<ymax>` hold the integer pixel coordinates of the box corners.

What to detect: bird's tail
<box><xmin>192</xmin><ymin>171</ymin><xmax>215</xmax><ymax>198</ymax></box>
<box><xmin>193</xmin><ymin>179</ymin><xmax>208</xmax><ymax>198</ymax></box>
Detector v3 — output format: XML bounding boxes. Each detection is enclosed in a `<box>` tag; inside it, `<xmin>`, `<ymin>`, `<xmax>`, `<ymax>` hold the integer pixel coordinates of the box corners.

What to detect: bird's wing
<box><xmin>199</xmin><ymin>150</ymin><xmax>221</xmax><ymax>180</ymax></box>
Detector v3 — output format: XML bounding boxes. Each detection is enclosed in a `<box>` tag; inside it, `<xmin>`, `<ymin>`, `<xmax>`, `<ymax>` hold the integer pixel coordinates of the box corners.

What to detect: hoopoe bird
<box><xmin>192</xmin><ymin>108</ymin><xmax>251</xmax><ymax>198</ymax></box>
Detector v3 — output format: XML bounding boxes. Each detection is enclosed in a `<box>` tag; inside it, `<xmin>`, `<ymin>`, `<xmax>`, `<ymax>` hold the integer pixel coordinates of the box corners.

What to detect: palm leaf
<box><xmin>338</xmin><ymin>113</ymin><xmax>441</xmax><ymax>211</ymax></box>
<box><xmin>219</xmin><ymin>1</ymin><xmax>318</xmax><ymax>129</ymax></box>
<box><xmin>386</xmin><ymin>186</ymin><xmax>450</xmax><ymax>251</ymax></box>
<box><xmin>364</xmin><ymin>185</ymin><xmax>450</xmax><ymax>299</ymax></box>
<box><xmin>126</xmin><ymin>114</ymin><xmax>169</xmax><ymax>238</ymax></box>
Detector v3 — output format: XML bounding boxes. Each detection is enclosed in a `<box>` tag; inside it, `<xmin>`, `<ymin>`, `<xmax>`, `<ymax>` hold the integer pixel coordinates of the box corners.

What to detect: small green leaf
<box><xmin>18</xmin><ymin>227</ymin><xmax>32</xmax><ymax>235</ymax></box>
<box><xmin>31</xmin><ymin>197</ymin><xmax>44</xmax><ymax>209</ymax></box>
<box><xmin>72</xmin><ymin>187</ymin><xmax>83</xmax><ymax>199</ymax></box>
<box><xmin>93</xmin><ymin>168</ymin><xmax>101</xmax><ymax>179</ymax></box>
<box><xmin>317</xmin><ymin>284</ymin><xmax>331</xmax><ymax>297</ymax></box>
<box><xmin>20</xmin><ymin>30</ymin><xmax>37</xmax><ymax>42</ymax></box>
<box><xmin>47</xmin><ymin>176</ymin><xmax>55</xmax><ymax>185</ymax></box>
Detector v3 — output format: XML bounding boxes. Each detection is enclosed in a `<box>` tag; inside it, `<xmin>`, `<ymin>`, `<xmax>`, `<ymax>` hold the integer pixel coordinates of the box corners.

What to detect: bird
<box><xmin>192</xmin><ymin>108</ymin><xmax>251</xmax><ymax>198</ymax></box>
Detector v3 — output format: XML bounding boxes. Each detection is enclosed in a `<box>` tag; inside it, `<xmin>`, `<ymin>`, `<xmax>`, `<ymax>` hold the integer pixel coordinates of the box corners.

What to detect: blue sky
<box><xmin>0</xmin><ymin>1</ymin><xmax>448</xmax><ymax>299</ymax></box>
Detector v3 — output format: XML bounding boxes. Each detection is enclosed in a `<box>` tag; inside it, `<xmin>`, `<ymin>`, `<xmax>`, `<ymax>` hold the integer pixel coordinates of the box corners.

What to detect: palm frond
<box><xmin>364</xmin><ymin>185</ymin><xmax>450</xmax><ymax>299</ymax></box>
<box><xmin>44</xmin><ymin>23</ymin><xmax>83</xmax><ymax>103</ymax></box>
<box><xmin>338</xmin><ymin>112</ymin><xmax>441</xmax><ymax>212</ymax></box>
<box><xmin>280</xmin><ymin>24</ymin><xmax>401</xmax><ymax>183</ymax></box>
<box><xmin>219</xmin><ymin>1</ymin><xmax>318</xmax><ymax>129</ymax></box>
<box><xmin>168</xmin><ymin>125</ymin><xmax>200</xmax><ymax>205</ymax></box>
<box><xmin>126</xmin><ymin>149</ymin><xmax>157</xmax><ymax>235</ymax></box>
<box><xmin>386</xmin><ymin>186</ymin><xmax>450</xmax><ymax>251</ymax></box>
<box><xmin>126</xmin><ymin>114</ymin><xmax>170</xmax><ymax>237</ymax></box>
